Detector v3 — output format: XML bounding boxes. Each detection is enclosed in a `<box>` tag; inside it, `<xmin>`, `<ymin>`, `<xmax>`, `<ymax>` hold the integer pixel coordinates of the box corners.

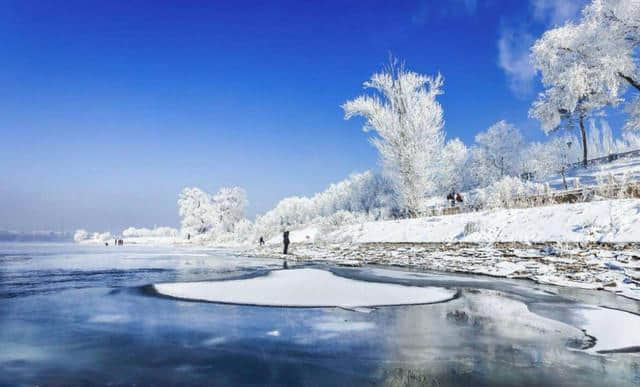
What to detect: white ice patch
<box><xmin>88</xmin><ymin>314</ymin><xmax>130</xmax><ymax>324</ymax></box>
<box><xmin>153</xmin><ymin>268</ymin><xmax>457</xmax><ymax>308</ymax></box>
<box><xmin>202</xmin><ymin>337</ymin><xmax>226</xmax><ymax>346</ymax></box>
<box><xmin>575</xmin><ymin>306</ymin><xmax>640</xmax><ymax>353</ymax></box>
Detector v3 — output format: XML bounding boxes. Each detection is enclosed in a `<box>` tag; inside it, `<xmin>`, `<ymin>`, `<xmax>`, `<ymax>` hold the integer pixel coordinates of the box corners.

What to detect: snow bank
<box><xmin>316</xmin><ymin>199</ymin><xmax>640</xmax><ymax>244</ymax></box>
<box><xmin>154</xmin><ymin>268</ymin><xmax>457</xmax><ymax>308</ymax></box>
<box><xmin>575</xmin><ymin>306</ymin><xmax>640</xmax><ymax>353</ymax></box>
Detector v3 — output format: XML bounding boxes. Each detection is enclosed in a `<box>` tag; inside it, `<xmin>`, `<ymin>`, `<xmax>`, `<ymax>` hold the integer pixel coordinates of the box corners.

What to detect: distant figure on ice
<box><xmin>187</xmin><ymin>233</ymin><xmax>191</xmax><ymax>241</ymax></box>
<box><xmin>259</xmin><ymin>236</ymin><xmax>265</xmax><ymax>246</ymax></box>
<box><xmin>455</xmin><ymin>192</ymin><xmax>463</xmax><ymax>204</ymax></box>
<box><xmin>283</xmin><ymin>231</ymin><xmax>290</xmax><ymax>255</ymax></box>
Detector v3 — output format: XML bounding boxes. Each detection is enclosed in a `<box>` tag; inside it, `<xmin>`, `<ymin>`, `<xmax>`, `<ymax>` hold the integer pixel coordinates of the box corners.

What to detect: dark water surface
<box><xmin>1</xmin><ymin>243</ymin><xmax>639</xmax><ymax>386</ymax></box>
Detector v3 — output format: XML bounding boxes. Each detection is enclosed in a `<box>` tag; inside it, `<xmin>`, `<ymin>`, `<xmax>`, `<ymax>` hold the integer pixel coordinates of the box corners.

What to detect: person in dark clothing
<box><xmin>283</xmin><ymin>231</ymin><xmax>290</xmax><ymax>255</ymax></box>
<box><xmin>187</xmin><ymin>233</ymin><xmax>191</xmax><ymax>241</ymax></box>
<box><xmin>259</xmin><ymin>236</ymin><xmax>265</xmax><ymax>246</ymax></box>
<box><xmin>455</xmin><ymin>193</ymin><xmax>463</xmax><ymax>204</ymax></box>
<box><xmin>447</xmin><ymin>191</ymin><xmax>455</xmax><ymax>207</ymax></box>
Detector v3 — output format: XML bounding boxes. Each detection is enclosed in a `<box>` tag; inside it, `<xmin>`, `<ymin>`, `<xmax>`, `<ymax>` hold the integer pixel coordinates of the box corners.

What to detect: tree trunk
<box><xmin>579</xmin><ymin>115</ymin><xmax>587</xmax><ymax>168</ymax></box>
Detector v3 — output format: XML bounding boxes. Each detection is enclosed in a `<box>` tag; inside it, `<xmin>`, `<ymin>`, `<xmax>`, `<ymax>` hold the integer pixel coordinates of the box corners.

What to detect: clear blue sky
<box><xmin>1</xmin><ymin>0</ymin><xmax>594</xmax><ymax>232</ymax></box>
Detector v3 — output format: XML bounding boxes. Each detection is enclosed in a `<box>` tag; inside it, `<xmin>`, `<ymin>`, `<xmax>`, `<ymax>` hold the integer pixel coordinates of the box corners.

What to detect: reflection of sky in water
<box><xmin>1</xmin><ymin>244</ymin><xmax>640</xmax><ymax>386</ymax></box>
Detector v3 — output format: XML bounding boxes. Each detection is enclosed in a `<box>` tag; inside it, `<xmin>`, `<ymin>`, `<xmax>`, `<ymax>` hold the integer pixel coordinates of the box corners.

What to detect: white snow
<box><xmin>544</xmin><ymin>156</ymin><xmax>640</xmax><ymax>191</ymax></box>
<box><xmin>575</xmin><ymin>306</ymin><xmax>640</xmax><ymax>353</ymax></box>
<box><xmin>266</xmin><ymin>227</ymin><xmax>319</xmax><ymax>245</ymax></box>
<box><xmin>312</xmin><ymin>199</ymin><xmax>640</xmax><ymax>244</ymax></box>
<box><xmin>153</xmin><ymin>268</ymin><xmax>457</xmax><ymax>308</ymax></box>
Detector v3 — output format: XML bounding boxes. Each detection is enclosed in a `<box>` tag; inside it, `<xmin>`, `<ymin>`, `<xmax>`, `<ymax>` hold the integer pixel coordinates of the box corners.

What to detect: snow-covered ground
<box><xmin>276</xmin><ymin>199</ymin><xmax>640</xmax><ymax>245</ymax></box>
<box><xmin>543</xmin><ymin>155</ymin><xmax>640</xmax><ymax>190</ymax></box>
<box><xmin>154</xmin><ymin>268</ymin><xmax>457</xmax><ymax>308</ymax></box>
<box><xmin>248</xmin><ymin>199</ymin><xmax>640</xmax><ymax>301</ymax></box>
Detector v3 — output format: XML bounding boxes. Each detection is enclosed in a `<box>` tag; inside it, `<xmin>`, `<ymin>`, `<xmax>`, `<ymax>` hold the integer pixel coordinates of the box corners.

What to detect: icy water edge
<box><xmin>1</xmin><ymin>243</ymin><xmax>639</xmax><ymax>386</ymax></box>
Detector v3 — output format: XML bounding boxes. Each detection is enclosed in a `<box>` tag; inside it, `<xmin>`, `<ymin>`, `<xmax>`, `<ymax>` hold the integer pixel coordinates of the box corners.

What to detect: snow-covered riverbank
<box><xmin>76</xmin><ymin>199</ymin><xmax>640</xmax><ymax>300</ymax></box>
<box><xmin>273</xmin><ymin>199</ymin><xmax>640</xmax><ymax>245</ymax></box>
<box><xmin>245</xmin><ymin>199</ymin><xmax>640</xmax><ymax>301</ymax></box>
<box><xmin>246</xmin><ymin>242</ymin><xmax>640</xmax><ymax>301</ymax></box>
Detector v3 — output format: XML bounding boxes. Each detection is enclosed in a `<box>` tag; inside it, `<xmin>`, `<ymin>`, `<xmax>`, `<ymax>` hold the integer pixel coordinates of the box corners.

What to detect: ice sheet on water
<box><xmin>153</xmin><ymin>268</ymin><xmax>457</xmax><ymax>308</ymax></box>
<box><xmin>574</xmin><ymin>306</ymin><xmax>640</xmax><ymax>353</ymax></box>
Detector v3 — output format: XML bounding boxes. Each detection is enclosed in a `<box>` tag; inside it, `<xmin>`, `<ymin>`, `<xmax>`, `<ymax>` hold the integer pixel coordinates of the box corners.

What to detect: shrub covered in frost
<box><xmin>92</xmin><ymin>232</ymin><xmax>113</xmax><ymax>242</ymax></box>
<box><xmin>471</xmin><ymin>176</ymin><xmax>546</xmax><ymax>209</ymax></box>
<box><xmin>73</xmin><ymin>229</ymin><xmax>89</xmax><ymax>242</ymax></box>
<box><xmin>122</xmin><ymin>227</ymin><xmax>178</xmax><ymax>238</ymax></box>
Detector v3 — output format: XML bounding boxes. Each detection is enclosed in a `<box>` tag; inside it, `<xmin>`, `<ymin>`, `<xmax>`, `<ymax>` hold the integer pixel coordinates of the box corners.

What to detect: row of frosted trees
<box><xmin>179</xmin><ymin>0</ymin><xmax>640</xmax><ymax>243</ymax></box>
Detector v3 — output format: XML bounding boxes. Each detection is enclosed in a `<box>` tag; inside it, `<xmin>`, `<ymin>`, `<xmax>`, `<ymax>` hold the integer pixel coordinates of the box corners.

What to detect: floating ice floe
<box><xmin>575</xmin><ymin>306</ymin><xmax>640</xmax><ymax>353</ymax></box>
<box><xmin>153</xmin><ymin>268</ymin><xmax>457</xmax><ymax>308</ymax></box>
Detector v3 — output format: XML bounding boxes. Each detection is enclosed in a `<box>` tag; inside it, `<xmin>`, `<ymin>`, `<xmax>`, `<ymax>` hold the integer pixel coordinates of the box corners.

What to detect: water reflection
<box><xmin>1</xmin><ymin>243</ymin><xmax>639</xmax><ymax>386</ymax></box>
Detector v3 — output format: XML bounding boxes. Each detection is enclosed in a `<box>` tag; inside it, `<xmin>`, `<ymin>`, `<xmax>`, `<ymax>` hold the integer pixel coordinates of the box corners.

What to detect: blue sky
<box><xmin>1</xmin><ymin>0</ymin><xmax>592</xmax><ymax>232</ymax></box>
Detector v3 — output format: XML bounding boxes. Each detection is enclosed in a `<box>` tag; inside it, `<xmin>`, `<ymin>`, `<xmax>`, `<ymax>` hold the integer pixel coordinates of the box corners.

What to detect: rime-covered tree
<box><xmin>178</xmin><ymin>187</ymin><xmax>218</xmax><ymax>235</ymax></box>
<box><xmin>470</xmin><ymin>121</ymin><xmax>524</xmax><ymax>186</ymax></box>
<box><xmin>178</xmin><ymin>186</ymin><xmax>248</xmax><ymax>237</ymax></box>
<box><xmin>212</xmin><ymin>187</ymin><xmax>248</xmax><ymax>233</ymax></box>
<box><xmin>436</xmin><ymin>138</ymin><xmax>469</xmax><ymax>193</ymax></box>
<box><xmin>342</xmin><ymin>59</ymin><xmax>445</xmax><ymax>217</ymax></box>
<box><xmin>530</xmin><ymin>0</ymin><xmax>640</xmax><ymax>166</ymax></box>
<box><xmin>523</xmin><ymin>135</ymin><xmax>575</xmax><ymax>187</ymax></box>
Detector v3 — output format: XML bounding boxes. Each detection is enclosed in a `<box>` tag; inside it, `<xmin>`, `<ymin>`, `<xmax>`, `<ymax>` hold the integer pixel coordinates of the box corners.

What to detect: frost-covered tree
<box><xmin>178</xmin><ymin>187</ymin><xmax>219</xmax><ymax>235</ymax></box>
<box><xmin>343</xmin><ymin>59</ymin><xmax>445</xmax><ymax>217</ymax></box>
<box><xmin>73</xmin><ymin>229</ymin><xmax>89</xmax><ymax>242</ymax></box>
<box><xmin>523</xmin><ymin>135</ymin><xmax>575</xmax><ymax>187</ymax></box>
<box><xmin>212</xmin><ymin>187</ymin><xmax>248</xmax><ymax>233</ymax></box>
<box><xmin>530</xmin><ymin>0</ymin><xmax>640</xmax><ymax>166</ymax></box>
<box><xmin>436</xmin><ymin>138</ymin><xmax>470</xmax><ymax>193</ymax></box>
<box><xmin>178</xmin><ymin>186</ymin><xmax>248</xmax><ymax>238</ymax></box>
<box><xmin>600</xmin><ymin>119</ymin><xmax>616</xmax><ymax>155</ymax></box>
<box><xmin>253</xmin><ymin>171</ymin><xmax>396</xmax><ymax>241</ymax></box>
<box><xmin>587</xmin><ymin>119</ymin><xmax>604</xmax><ymax>158</ymax></box>
<box><xmin>470</xmin><ymin>121</ymin><xmax>524</xmax><ymax>186</ymax></box>
<box><xmin>622</xmin><ymin>130</ymin><xmax>640</xmax><ymax>150</ymax></box>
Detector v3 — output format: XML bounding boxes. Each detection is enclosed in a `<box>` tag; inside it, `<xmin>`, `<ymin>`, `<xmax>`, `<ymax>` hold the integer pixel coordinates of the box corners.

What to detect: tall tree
<box><xmin>342</xmin><ymin>59</ymin><xmax>445</xmax><ymax>217</ymax></box>
<box><xmin>530</xmin><ymin>0</ymin><xmax>640</xmax><ymax>166</ymax></box>
<box><xmin>470</xmin><ymin>121</ymin><xmax>524</xmax><ymax>186</ymax></box>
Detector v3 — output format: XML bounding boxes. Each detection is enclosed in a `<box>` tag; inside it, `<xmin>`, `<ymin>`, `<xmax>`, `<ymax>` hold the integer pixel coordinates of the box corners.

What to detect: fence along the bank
<box><xmin>424</xmin><ymin>181</ymin><xmax>640</xmax><ymax>217</ymax></box>
<box><xmin>425</xmin><ymin>149</ymin><xmax>640</xmax><ymax>218</ymax></box>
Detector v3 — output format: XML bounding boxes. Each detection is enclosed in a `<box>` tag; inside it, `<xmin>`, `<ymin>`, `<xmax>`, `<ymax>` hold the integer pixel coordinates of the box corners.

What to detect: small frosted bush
<box><xmin>73</xmin><ymin>229</ymin><xmax>89</xmax><ymax>242</ymax></box>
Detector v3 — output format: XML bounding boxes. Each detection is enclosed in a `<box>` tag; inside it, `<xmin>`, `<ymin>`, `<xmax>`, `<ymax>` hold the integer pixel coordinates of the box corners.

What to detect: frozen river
<box><xmin>1</xmin><ymin>243</ymin><xmax>640</xmax><ymax>386</ymax></box>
